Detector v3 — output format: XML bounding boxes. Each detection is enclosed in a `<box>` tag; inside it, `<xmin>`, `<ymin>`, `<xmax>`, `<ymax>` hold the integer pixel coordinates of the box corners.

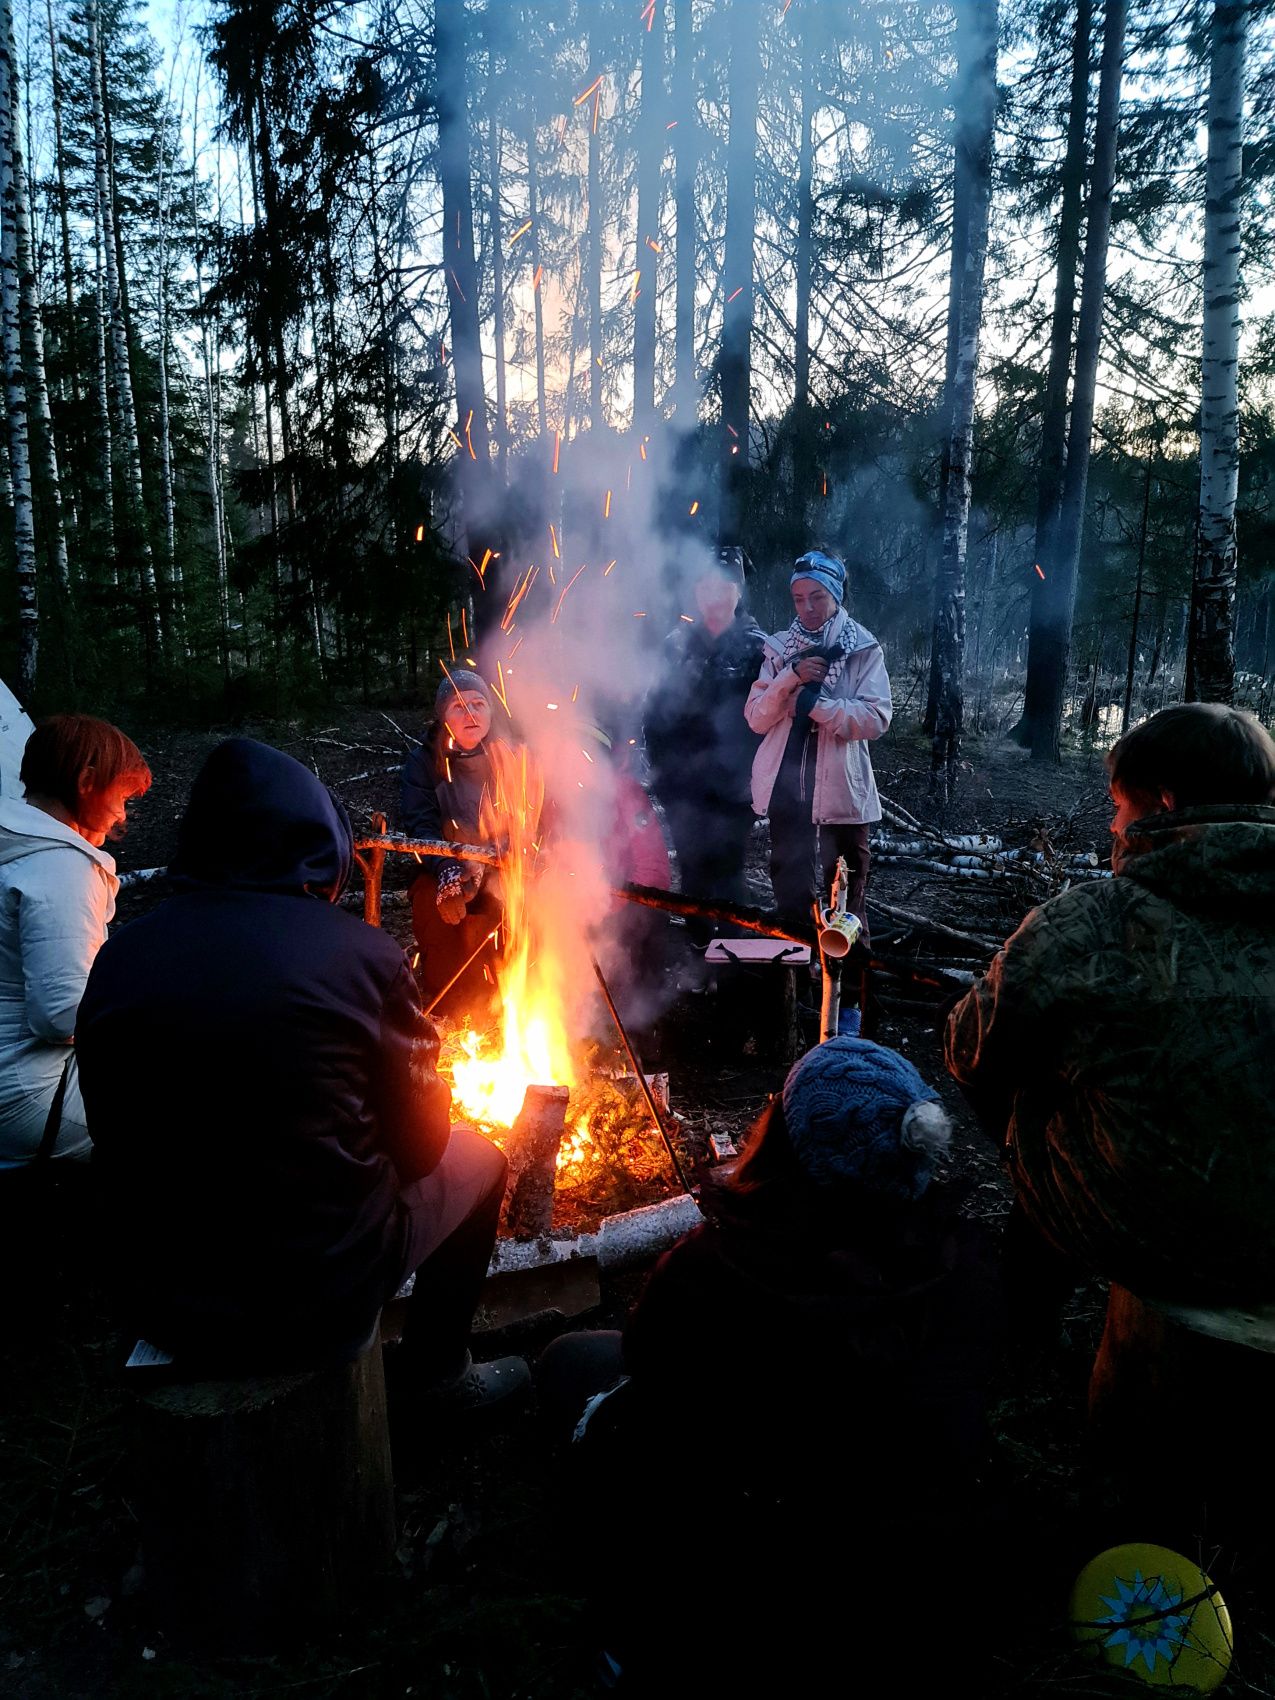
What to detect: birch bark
<box><xmin>0</xmin><ymin>0</ymin><xmax>36</xmax><ymax>693</ymax></box>
<box><xmin>2</xmin><ymin>0</ymin><xmax>68</xmax><ymax>597</ymax></box>
<box><xmin>1190</xmin><ymin>0</ymin><xmax>1247</xmax><ymax>704</ymax></box>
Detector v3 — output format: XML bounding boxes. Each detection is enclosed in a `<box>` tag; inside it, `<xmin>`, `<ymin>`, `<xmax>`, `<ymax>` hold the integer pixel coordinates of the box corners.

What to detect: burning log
<box><xmin>504</xmin><ymin>1083</ymin><xmax>571</xmax><ymax>1239</ymax></box>
<box><xmin>354</xmin><ymin>829</ymin><xmax>502</xmax><ymax>866</ymax></box>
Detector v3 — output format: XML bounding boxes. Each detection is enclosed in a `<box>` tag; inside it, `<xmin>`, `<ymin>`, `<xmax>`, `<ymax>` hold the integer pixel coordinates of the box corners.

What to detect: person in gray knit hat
<box><xmin>398</xmin><ymin>671</ymin><xmax>540</xmax><ymax>1013</ymax></box>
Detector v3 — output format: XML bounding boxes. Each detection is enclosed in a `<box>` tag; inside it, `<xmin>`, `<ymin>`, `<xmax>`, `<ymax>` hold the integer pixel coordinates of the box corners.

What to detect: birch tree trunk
<box><xmin>586</xmin><ymin>30</ymin><xmax>603</xmax><ymax>435</ymax></box>
<box><xmin>929</xmin><ymin>0</ymin><xmax>997</xmax><ymax>804</ymax></box>
<box><xmin>435</xmin><ymin>0</ymin><xmax>494</xmax><ymax>591</ymax></box>
<box><xmin>1012</xmin><ymin>0</ymin><xmax>1093</xmax><ymax>749</ymax></box>
<box><xmin>1190</xmin><ymin>0</ymin><xmax>1247</xmax><ymax>704</ymax></box>
<box><xmin>672</xmin><ymin>0</ymin><xmax>696</xmax><ymax>421</ymax></box>
<box><xmin>46</xmin><ymin>0</ymin><xmax>81</xmax><ymax>538</ymax></box>
<box><xmin>632</xmin><ymin>2</ymin><xmax>663</xmax><ymax>439</ymax></box>
<box><xmin>791</xmin><ymin>13</ymin><xmax>815</xmax><ymax>539</ymax></box>
<box><xmin>2</xmin><ymin>0</ymin><xmax>68</xmax><ymax>598</ymax></box>
<box><xmin>719</xmin><ymin>0</ymin><xmax>759</xmax><ymax>546</ymax></box>
<box><xmin>91</xmin><ymin>0</ymin><xmax>161</xmax><ymax>654</ymax></box>
<box><xmin>0</xmin><ymin>0</ymin><xmax>36</xmax><ymax>694</ymax></box>
<box><xmin>92</xmin><ymin>179</ymin><xmax>114</xmax><ymax>569</ymax></box>
<box><xmin>1032</xmin><ymin>0</ymin><xmax>1126</xmax><ymax>762</ymax></box>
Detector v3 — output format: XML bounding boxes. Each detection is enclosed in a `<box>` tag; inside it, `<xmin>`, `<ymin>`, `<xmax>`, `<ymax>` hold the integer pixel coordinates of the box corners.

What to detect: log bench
<box><xmin>125</xmin><ymin>1331</ymin><xmax>395</xmax><ymax>1646</ymax></box>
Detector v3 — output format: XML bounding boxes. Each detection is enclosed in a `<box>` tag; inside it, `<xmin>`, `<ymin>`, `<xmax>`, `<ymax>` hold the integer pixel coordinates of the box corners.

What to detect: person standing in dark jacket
<box><xmin>76</xmin><ymin>739</ymin><xmax>524</xmax><ymax>1405</ymax></box>
<box><xmin>643</xmin><ymin>547</ymin><xmax>765</xmax><ymax>945</ymax></box>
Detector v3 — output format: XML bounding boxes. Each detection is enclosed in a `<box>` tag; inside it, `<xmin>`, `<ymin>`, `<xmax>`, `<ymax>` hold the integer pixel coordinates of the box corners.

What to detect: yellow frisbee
<box><xmin>1071</xmin><ymin>1543</ymin><xmax>1233</xmax><ymax>1691</ymax></box>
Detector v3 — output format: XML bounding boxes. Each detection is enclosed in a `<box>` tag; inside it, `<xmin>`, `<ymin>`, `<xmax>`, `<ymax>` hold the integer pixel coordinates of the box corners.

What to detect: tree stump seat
<box><xmin>125</xmin><ymin>1331</ymin><xmax>396</xmax><ymax>1646</ymax></box>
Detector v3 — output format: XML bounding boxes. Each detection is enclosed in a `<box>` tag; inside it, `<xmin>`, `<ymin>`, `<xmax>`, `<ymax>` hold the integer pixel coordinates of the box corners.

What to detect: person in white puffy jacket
<box><xmin>746</xmin><ymin>549</ymin><xmax>891</xmax><ymax>963</ymax></box>
<box><xmin>0</xmin><ymin>714</ymin><xmax>151</xmax><ymax>1167</ymax></box>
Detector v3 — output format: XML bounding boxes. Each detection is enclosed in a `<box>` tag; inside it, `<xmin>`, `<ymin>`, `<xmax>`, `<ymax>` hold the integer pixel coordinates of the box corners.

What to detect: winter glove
<box><xmin>436</xmin><ymin>863</ymin><xmax>469</xmax><ymax>925</ymax></box>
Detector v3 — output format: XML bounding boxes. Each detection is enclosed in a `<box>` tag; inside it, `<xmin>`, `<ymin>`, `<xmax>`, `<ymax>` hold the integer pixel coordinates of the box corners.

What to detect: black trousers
<box><xmin>393</xmin><ymin>1129</ymin><xmax>509</xmax><ymax>1380</ymax></box>
<box><xmin>660</xmin><ymin>795</ymin><xmax>754</xmax><ymax>945</ymax></box>
<box><xmin>768</xmin><ymin>814</ymin><xmax>871</xmax><ymax>941</ymax></box>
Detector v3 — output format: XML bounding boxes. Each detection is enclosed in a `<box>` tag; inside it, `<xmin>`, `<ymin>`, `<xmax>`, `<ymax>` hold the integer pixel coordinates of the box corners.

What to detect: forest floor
<box><xmin>2</xmin><ymin>711</ymin><xmax>1273</xmax><ymax>1698</ymax></box>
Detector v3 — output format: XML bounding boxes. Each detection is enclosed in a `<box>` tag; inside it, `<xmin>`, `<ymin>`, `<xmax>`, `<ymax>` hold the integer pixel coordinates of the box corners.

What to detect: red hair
<box><xmin>20</xmin><ymin>715</ymin><xmax>152</xmax><ymax>812</ymax></box>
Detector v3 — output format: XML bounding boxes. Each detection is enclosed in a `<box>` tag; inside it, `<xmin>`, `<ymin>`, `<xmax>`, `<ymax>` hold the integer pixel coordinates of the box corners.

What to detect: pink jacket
<box><xmin>745</xmin><ymin>612</ymin><xmax>892</xmax><ymax>825</ymax></box>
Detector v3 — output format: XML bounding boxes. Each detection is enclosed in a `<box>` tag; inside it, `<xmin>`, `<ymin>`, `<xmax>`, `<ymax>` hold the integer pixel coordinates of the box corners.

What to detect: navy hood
<box><xmin>169</xmin><ymin>738</ymin><xmax>353</xmax><ymax>898</ymax></box>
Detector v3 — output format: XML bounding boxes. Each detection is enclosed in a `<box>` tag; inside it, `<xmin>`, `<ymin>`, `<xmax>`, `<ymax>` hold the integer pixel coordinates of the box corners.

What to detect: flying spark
<box><xmin>604</xmin><ymin>559</ymin><xmax>617</xmax><ymax>576</ymax></box>
<box><xmin>551</xmin><ymin>563</ymin><xmax>589</xmax><ymax>624</ymax></box>
<box><xmin>1034</xmin><ymin>564</ymin><xmax>1046</xmax><ymax>579</ymax></box>
<box><xmin>553</xmin><ymin>431</ymin><xmax>561</xmax><ymax>474</ymax></box>
<box><xmin>680</xmin><ymin>614</ymin><xmax>694</xmax><ymax>623</ymax></box>
<box><xmin>549</xmin><ymin>523</ymin><xmax>561</xmax><ymax>558</ymax></box>
<box><xmin>532</xmin><ymin>264</ymin><xmax>543</xmax><ymax>290</ymax></box>
<box><xmin>689</xmin><ymin>501</ymin><xmax>699</xmax><ymax>515</ymax></box>
<box><xmin>629</xmin><ymin>269</ymin><xmax>641</xmax><ymax>302</ymax></box>
<box><xmin>604</xmin><ymin>490</ymin><xmax>612</xmax><ymax>518</ymax></box>
<box><xmin>447</xmin><ymin>610</ymin><xmax>455</xmax><ymax>661</ymax></box>
<box><xmin>645</xmin><ymin>236</ymin><xmax>662</xmax><ymax>253</ymax></box>
<box><xmin>508</xmin><ymin>219</ymin><xmax>532</xmax><ymax>247</ymax></box>
<box><xmin>726</xmin><ymin>285</ymin><xmax>743</xmax><ymax>304</ymax></box>
<box><xmin>575</xmin><ymin>74</ymin><xmax>604</xmax><ymax>106</ymax></box>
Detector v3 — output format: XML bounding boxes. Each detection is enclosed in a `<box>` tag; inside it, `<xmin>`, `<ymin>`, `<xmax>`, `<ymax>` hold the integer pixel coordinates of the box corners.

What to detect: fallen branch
<box><xmin>354</xmin><ymin>831</ymin><xmax>501</xmax><ymax>866</ymax></box>
<box><xmin>867</xmin><ymin>898</ymin><xmax>1001</xmax><ymax>956</ymax></box>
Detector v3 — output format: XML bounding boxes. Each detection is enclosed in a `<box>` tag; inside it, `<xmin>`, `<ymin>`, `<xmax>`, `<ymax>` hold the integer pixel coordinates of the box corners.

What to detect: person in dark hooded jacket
<box><xmin>76</xmin><ymin>738</ymin><xmax>524</xmax><ymax>1402</ymax></box>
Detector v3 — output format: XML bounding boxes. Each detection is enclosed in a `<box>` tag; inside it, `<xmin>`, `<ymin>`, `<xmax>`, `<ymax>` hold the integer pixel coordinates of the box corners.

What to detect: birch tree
<box><xmin>1190</xmin><ymin>0</ymin><xmax>1248</xmax><ymax>704</ymax></box>
<box><xmin>2</xmin><ymin>0</ymin><xmax>68</xmax><ymax>599</ymax></box>
<box><xmin>0</xmin><ymin>0</ymin><xmax>36</xmax><ymax>693</ymax></box>
<box><xmin>929</xmin><ymin>0</ymin><xmax>998</xmax><ymax>803</ymax></box>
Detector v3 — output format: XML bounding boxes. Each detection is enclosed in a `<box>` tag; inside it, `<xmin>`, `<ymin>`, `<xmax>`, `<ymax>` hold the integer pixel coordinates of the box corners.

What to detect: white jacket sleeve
<box><xmin>18</xmin><ymin>853</ymin><xmax>111</xmax><ymax>1042</ymax></box>
<box><xmin>808</xmin><ymin>645</ymin><xmax>893</xmax><ymax>743</ymax></box>
<box><xmin>744</xmin><ymin>649</ymin><xmax>804</xmax><ymax>734</ymax></box>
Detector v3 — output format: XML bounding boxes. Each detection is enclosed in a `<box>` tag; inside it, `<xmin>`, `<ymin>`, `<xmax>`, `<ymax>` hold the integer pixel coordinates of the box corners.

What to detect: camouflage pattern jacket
<box><xmin>945</xmin><ymin>805</ymin><xmax>1275</xmax><ymax>1308</ymax></box>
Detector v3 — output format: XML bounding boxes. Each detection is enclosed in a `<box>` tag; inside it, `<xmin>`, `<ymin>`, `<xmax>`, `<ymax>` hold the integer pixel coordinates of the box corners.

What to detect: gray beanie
<box><xmin>781</xmin><ymin>1037</ymin><xmax>952</xmax><ymax>1200</ymax></box>
<box><xmin>435</xmin><ymin>670</ymin><xmax>491</xmax><ymax>714</ymax></box>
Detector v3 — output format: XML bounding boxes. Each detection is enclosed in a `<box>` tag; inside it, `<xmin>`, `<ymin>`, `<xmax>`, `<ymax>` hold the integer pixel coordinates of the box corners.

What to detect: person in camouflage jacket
<box><xmin>947</xmin><ymin>704</ymin><xmax>1275</xmax><ymax>1313</ymax></box>
<box><xmin>945</xmin><ymin>705</ymin><xmax>1275</xmax><ymax>1540</ymax></box>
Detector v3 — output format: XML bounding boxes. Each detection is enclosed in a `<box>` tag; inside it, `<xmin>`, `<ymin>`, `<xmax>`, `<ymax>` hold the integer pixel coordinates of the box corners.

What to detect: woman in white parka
<box><xmin>0</xmin><ymin>715</ymin><xmax>151</xmax><ymax>1168</ymax></box>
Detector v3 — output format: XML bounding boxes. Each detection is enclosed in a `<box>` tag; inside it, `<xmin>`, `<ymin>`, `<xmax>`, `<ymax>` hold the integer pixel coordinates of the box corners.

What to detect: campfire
<box><xmin>432</xmin><ymin>747</ymin><xmax>671</xmax><ymax>1232</ymax></box>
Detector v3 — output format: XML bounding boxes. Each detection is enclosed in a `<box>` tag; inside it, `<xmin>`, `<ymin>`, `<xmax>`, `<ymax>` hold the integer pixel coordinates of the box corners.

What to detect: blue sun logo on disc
<box><xmin>1095</xmin><ymin>1570</ymin><xmax>1188</xmax><ymax>1674</ymax></box>
<box><xmin>1070</xmin><ymin>1543</ymin><xmax>1234</xmax><ymax>1692</ymax></box>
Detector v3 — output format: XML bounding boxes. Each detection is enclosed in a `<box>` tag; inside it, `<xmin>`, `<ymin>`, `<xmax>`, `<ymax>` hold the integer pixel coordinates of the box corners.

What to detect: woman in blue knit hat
<box><xmin>538</xmin><ymin>1037</ymin><xmax>1004</xmax><ymax>1685</ymax></box>
<box><xmin>746</xmin><ymin>549</ymin><xmax>892</xmax><ymax>1023</ymax></box>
